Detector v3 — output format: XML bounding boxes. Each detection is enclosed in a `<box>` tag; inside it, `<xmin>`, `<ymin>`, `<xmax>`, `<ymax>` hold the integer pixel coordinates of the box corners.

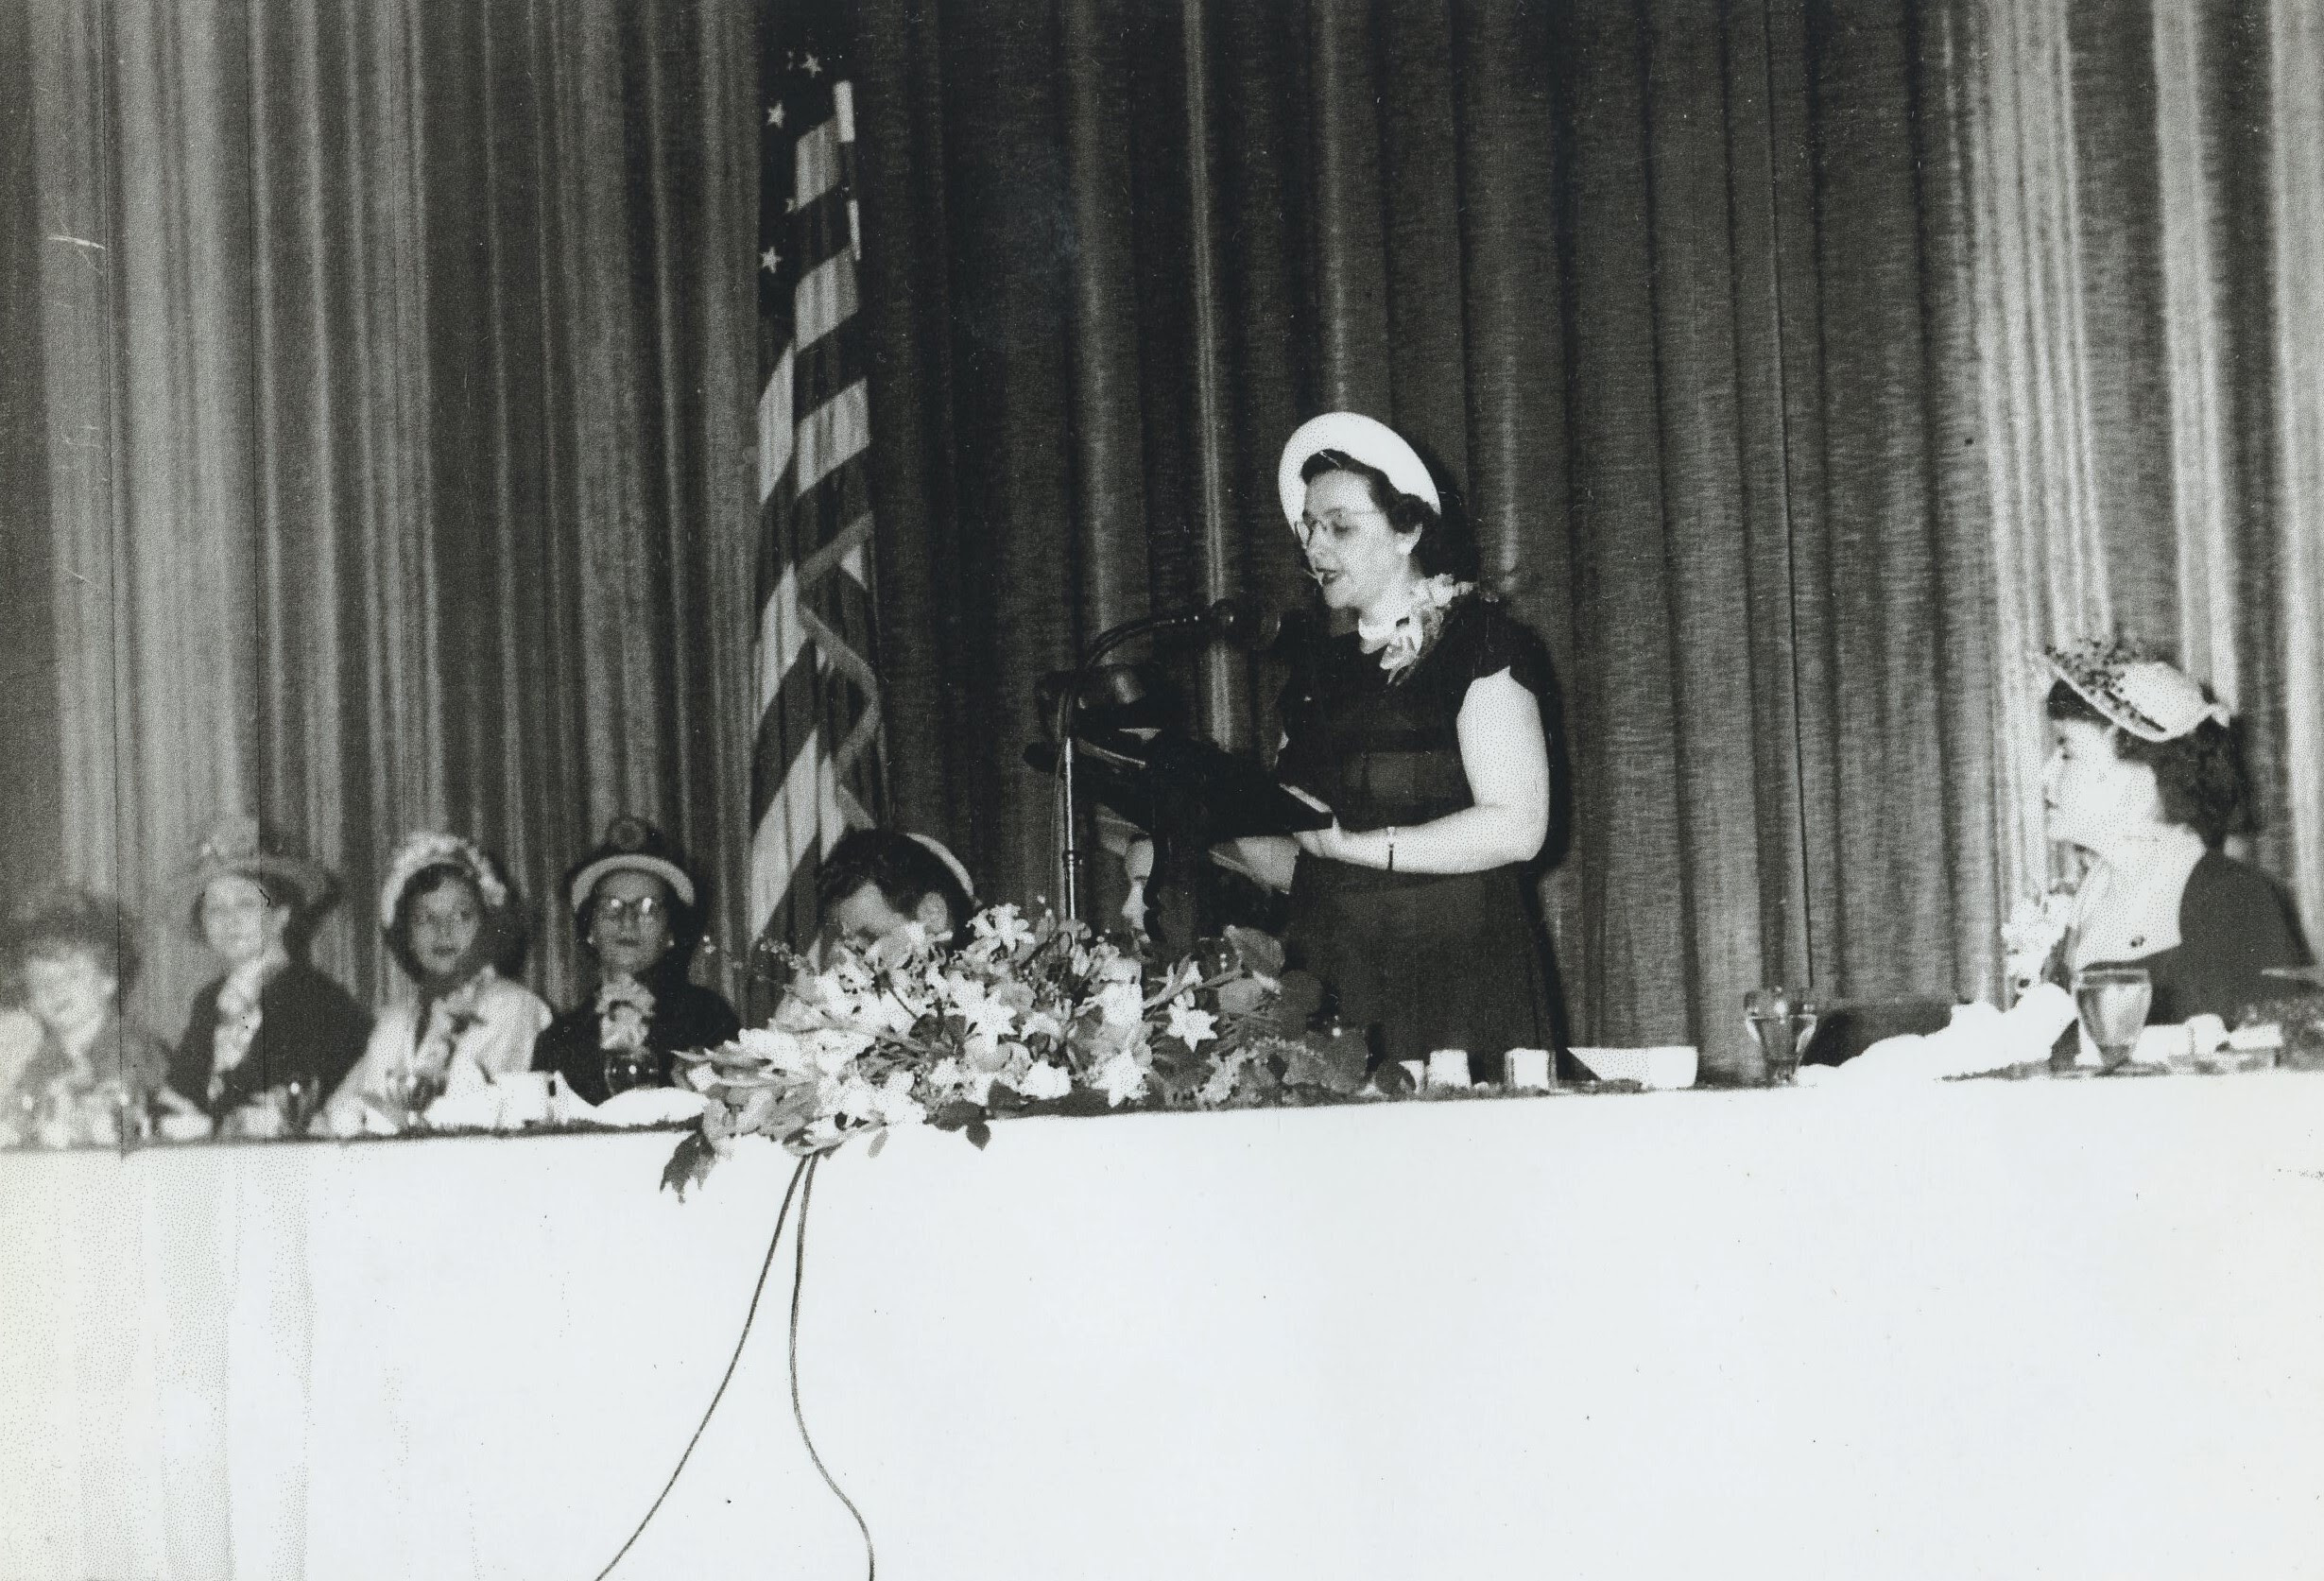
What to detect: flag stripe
<box><xmin>796</xmin><ymin>116</ymin><xmax>846</xmax><ymax>208</ymax></box>
<box><xmin>794</xmin><ymin>251</ymin><xmax>860</xmax><ymax>349</ymax></box>
<box><xmin>757</xmin><ymin>348</ymin><xmax>794</xmax><ymax>506</ymax></box>
<box><xmin>797</xmin><ymin>381</ymin><xmax>869</xmax><ymax>493</ymax></box>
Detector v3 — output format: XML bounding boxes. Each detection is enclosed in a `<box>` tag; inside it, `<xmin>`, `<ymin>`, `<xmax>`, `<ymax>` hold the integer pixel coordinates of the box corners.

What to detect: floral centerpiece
<box><xmin>661</xmin><ymin>905</ymin><xmax>1370</xmax><ymax>1195</ymax></box>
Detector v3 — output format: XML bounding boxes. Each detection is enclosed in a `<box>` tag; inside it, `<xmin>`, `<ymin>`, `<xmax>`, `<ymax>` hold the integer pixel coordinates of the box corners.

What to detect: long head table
<box><xmin>4</xmin><ymin>1074</ymin><xmax>2323</xmax><ymax>1580</ymax></box>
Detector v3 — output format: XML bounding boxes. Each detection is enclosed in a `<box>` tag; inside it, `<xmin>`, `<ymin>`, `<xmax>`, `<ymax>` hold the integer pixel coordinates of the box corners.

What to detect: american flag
<box><xmin>751</xmin><ymin>7</ymin><xmax>886</xmax><ymax>954</ymax></box>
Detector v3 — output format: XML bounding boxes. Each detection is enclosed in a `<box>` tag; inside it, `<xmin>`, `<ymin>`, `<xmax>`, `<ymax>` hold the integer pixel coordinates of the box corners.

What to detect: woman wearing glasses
<box><xmin>531</xmin><ymin>817</ymin><xmax>739</xmax><ymax>1105</ymax></box>
<box><xmin>1229</xmin><ymin>413</ymin><xmax>1565</xmax><ymax>1082</ymax></box>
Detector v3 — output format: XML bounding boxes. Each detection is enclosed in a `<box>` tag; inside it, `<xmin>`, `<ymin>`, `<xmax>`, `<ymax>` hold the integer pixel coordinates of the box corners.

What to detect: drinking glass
<box><xmin>601</xmin><ymin>1044</ymin><xmax>658</xmax><ymax>1098</ymax></box>
<box><xmin>2073</xmin><ymin>966</ymin><xmax>2153</xmax><ymax>1071</ymax></box>
<box><xmin>1746</xmin><ymin>988</ymin><xmax>1819</xmax><ymax>1085</ymax></box>
<box><xmin>380</xmin><ymin>1064</ymin><xmax>436</xmax><ymax>1129</ymax></box>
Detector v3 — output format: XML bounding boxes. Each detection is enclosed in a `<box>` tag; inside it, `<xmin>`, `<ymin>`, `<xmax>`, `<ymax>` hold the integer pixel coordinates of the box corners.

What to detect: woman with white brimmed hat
<box><xmin>317</xmin><ymin>831</ymin><xmax>551</xmax><ymax>1133</ymax></box>
<box><xmin>530</xmin><ymin>816</ymin><xmax>740</xmax><ymax>1106</ymax></box>
<box><xmin>2040</xmin><ymin>640</ymin><xmax>2311</xmax><ymax>1021</ymax></box>
<box><xmin>1230</xmin><ymin>412</ymin><xmax>1564</xmax><ymax>1081</ymax></box>
<box><xmin>167</xmin><ymin>814</ymin><xmax>371</xmax><ymax>1133</ymax></box>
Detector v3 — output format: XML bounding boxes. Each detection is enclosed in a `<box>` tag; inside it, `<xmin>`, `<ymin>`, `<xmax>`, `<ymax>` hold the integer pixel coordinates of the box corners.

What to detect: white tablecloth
<box><xmin>6</xmin><ymin>1074</ymin><xmax>2324</xmax><ymax>1580</ymax></box>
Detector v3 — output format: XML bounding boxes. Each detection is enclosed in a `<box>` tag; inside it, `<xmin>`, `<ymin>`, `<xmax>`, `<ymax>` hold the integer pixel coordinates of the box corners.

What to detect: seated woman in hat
<box><xmin>318</xmin><ymin>832</ymin><xmax>550</xmax><ymax>1133</ymax></box>
<box><xmin>168</xmin><ymin>816</ymin><xmax>372</xmax><ymax>1135</ymax></box>
<box><xmin>1224</xmin><ymin>412</ymin><xmax>1566</xmax><ymax>1082</ymax></box>
<box><xmin>0</xmin><ymin>887</ymin><xmax>191</xmax><ymax>1146</ymax></box>
<box><xmin>531</xmin><ymin>817</ymin><xmax>741</xmax><ymax>1106</ymax></box>
<box><xmin>2041</xmin><ymin>640</ymin><xmax>2313</xmax><ymax>1022</ymax></box>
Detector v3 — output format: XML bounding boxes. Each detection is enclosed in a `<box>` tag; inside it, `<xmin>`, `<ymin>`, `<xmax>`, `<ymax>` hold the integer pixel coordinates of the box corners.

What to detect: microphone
<box><xmin>1147</xmin><ymin>597</ymin><xmax>1295</xmax><ymax>653</ymax></box>
<box><xmin>1199</xmin><ymin>597</ymin><xmax>1283</xmax><ymax>651</ymax></box>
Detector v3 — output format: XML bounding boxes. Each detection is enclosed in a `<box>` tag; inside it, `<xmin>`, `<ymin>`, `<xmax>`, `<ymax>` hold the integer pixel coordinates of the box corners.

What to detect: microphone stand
<box><xmin>1054</xmin><ymin>608</ymin><xmax>1212</xmax><ymax>921</ymax></box>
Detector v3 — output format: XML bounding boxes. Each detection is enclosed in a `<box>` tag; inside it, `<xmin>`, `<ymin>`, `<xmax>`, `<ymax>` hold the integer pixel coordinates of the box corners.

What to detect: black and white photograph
<box><xmin>3</xmin><ymin>0</ymin><xmax>2321</xmax><ymax>1575</ymax></box>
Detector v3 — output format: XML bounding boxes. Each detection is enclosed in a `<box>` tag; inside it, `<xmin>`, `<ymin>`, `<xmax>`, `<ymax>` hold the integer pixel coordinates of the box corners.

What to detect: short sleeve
<box><xmin>1441</xmin><ymin>595</ymin><xmax>1554</xmax><ymax>702</ymax></box>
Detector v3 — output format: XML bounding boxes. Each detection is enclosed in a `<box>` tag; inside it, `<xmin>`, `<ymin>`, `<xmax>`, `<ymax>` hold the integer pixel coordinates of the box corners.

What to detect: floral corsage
<box><xmin>1358</xmin><ymin>574</ymin><xmax>1475</xmax><ymax>682</ymax></box>
<box><xmin>2002</xmin><ymin>886</ymin><xmax>2074</xmax><ymax>1004</ymax></box>
<box><xmin>596</xmin><ymin>977</ymin><xmax>656</xmax><ymax>1053</ymax></box>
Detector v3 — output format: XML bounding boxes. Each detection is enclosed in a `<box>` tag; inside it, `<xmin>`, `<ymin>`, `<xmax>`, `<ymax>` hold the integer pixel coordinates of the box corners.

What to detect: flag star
<box><xmin>762</xmin><ymin>247</ymin><xmax>781</xmax><ymax>273</ymax></box>
<box><xmin>766</xmin><ymin>103</ymin><xmax>785</xmax><ymax>128</ymax></box>
<box><xmin>802</xmin><ymin>53</ymin><xmax>822</xmax><ymax>77</ymax></box>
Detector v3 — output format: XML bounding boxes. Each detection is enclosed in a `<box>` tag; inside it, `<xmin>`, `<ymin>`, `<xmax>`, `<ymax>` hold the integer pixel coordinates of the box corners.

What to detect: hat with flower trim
<box><xmin>2045</xmin><ymin>637</ymin><xmax>2230</xmax><ymax>743</ymax></box>
<box><xmin>377</xmin><ymin>831</ymin><xmax>513</xmax><ymax>928</ymax></box>
<box><xmin>181</xmin><ymin>814</ymin><xmax>336</xmax><ymax>928</ymax></box>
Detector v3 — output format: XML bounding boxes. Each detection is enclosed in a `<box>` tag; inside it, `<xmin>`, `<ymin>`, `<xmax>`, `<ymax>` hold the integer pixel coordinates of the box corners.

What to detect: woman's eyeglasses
<box><xmin>1294</xmin><ymin>507</ymin><xmax>1387</xmax><ymax>545</ymax></box>
<box><xmin>594</xmin><ymin>896</ymin><xmax>669</xmax><ymax>926</ymax></box>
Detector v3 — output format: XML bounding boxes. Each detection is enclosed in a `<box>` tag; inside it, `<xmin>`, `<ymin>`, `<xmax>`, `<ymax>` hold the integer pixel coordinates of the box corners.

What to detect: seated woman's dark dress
<box><xmin>1275</xmin><ymin>592</ymin><xmax>1564</xmax><ymax>1079</ymax></box>
<box><xmin>532</xmin><ymin>965</ymin><xmax>742</xmax><ymax>1106</ymax></box>
<box><xmin>2096</xmin><ymin>851</ymin><xmax>2314</xmax><ymax>1022</ymax></box>
<box><xmin>170</xmin><ymin>961</ymin><xmax>372</xmax><ymax>1121</ymax></box>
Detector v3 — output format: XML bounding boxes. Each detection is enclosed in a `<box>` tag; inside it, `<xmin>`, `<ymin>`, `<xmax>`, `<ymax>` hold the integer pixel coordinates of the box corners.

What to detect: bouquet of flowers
<box><xmin>662</xmin><ymin>905</ymin><xmax>1370</xmax><ymax>1195</ymax></box>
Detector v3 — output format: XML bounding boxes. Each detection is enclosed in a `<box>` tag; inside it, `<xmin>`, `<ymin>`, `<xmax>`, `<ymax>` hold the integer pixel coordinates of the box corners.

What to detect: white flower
<box><xmin>833</xmin><ymin>1075</ymin><xmax>885</xmax><ymax>1123</ymax></box>
<box><xmin>1164</xmin><ymin>997</ymin><xmax>1218</xmax><ymax>1050</ymax></box>
<box><xmin>1096</xmin><ymin>981</ymin><xmax>1146</xmax><ymax>1030</ymax></box>
<box><xmin>926</xmin><ymin>1057</ymin><xmax>970</xmax><ymax>1095</ymax></box>
<box><xmin>1018</xmin><ymin>1059</ymin><xmax>1073</xmax><ymax>1100</ymax></box>
<box><xmin>806</xmin><ymin>1026</ymin><xmax>875</xmax><ymax>1075</ymax></box>
<box><xmin>964</xmin><ymin>1034</ymin><xmax>1013</xmax><ymax>1073</ymax></box>
<box><xmin>970</xmin><ymin>903</ymin><xmax>1036</xmax><ymax>953</ymax></box>
<box><xmin>735</xmin><ymin>1026</ymin><xmax>814</xmax><ymax>1075</ymax></box>
<box><xmin>2002</xmin><ymin>887</ymin><xmax>2075</xmax><ymax>999</ymax></box>
<box><xmin>952</xmin><ymin>981</ymin><xmax>1019</xmax><ymax>1042</ymax></box>
<box><xmin>1022</xmin><ymin>1008</ymin><xmax>1065</xmax><ymax>1044</ymax></box>
<box><xmin>872</xmin><ymin>1071</ymin><xmax>926</xmax><ymax>1128</ymax></box>
<box><xmin>1090</xmin><ymin>1050</ymin><xmax>1148</xmax><ymax>1107</ymax></box>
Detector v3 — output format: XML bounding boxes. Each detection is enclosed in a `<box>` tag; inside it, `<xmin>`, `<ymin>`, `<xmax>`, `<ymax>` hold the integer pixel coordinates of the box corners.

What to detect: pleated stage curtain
<box><xmin>11</xmin><ymin>0</ymin><xmax>762</xmax><ymax>1033</ymax></box>
<box><xmin>9</xmin><ymin>0</ymin><xmax>2321</xmax><ymax>1056</ymax></box>
<box><xmin>847</xmin><ymin>0</ymin><xmax>2324</xmax><ymax>1054</ymax></box>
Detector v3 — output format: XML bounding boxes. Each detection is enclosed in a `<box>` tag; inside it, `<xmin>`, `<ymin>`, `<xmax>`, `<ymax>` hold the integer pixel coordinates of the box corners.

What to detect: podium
<box><xmin>1025</xmin><ymin>720</ymin><xmax>1324</xmax><ymax>946</ymax></box>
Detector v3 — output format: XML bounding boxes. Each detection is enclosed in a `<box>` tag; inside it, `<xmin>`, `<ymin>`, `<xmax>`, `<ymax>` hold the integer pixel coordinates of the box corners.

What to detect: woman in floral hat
<box><xmin>169</xmin><ymin>815</ymin><xmax>371</xmax><ymax>1134</ymax></box>
<box><xmin>1227</xmin><ymin>412</ymin><xmax>1565</xmax><ymax>1081</ymax></box>
<box><xmin>531</xmin><ymin>816</ymin><xmax>739</xmax><ymax>1106</ymax></box>
<box><xmin>2041</xmin><ymin>640</ymin><xmax>2312</xmax><ymax>1021</ymax></box>
<box><xmin>317</xmin><ymin>832</ymin><xmax>550</xmax><ymax>1132</ymax></box>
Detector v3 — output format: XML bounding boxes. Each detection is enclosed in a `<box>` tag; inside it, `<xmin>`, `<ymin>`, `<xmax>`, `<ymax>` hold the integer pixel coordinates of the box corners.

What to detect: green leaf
<box><xmin>660</xmin><ymin>1131</ymin><xmax>718</xmax><ymax>1199</ymax></box>
<box><xmin>866</xmin><ymin>1127</ymin><xmax>889</xmax><ymax>1159</ymax></box>
<box><xmin>964</xmin><ymin>1118</ymin><xmax>991</xmax><ymax>1150</ymax></box>
<box><xmin>929</xmin><ymin>1099</ymin><xmax>986</xmax><ymax>1132</ymax></box>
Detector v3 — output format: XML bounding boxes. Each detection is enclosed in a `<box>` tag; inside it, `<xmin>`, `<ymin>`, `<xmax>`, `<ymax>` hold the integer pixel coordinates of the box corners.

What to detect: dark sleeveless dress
<box><xmin>1275</xmin><ymin>592</ymin><xmax>1564</xmax><ymax>1080</ymax></box>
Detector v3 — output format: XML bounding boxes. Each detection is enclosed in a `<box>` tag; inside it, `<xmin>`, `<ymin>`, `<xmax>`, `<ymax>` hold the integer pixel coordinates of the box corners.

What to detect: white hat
<box><xmin>377</xmin><ymin>831</ymin><xmax>512</xmax><ymax>928</ymax></box>
<box><xmin>2046</xmin><ymin>640</ymin><xmax>2230</xmax><ymax>743</ymax></box>
<box><xmin>1277</xmin><ymin>412</ymin><xmax>1440</xmax><ymax>531</ymax></box>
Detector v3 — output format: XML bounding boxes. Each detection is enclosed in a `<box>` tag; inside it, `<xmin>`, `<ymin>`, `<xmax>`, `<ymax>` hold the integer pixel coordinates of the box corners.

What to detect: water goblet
<box><xmin>601</xmin><ymin>1043</ymin><xmax>658</xmax><ymax>1098</ymax></box>
<box><xmin>380</xmin><ymin>1064</ymin><xmax>435</xmax><ymax>1130</ymax></box>
<box><xmin>2073</xmin><ymin>966</ymin><xmax>2153</xmax><ymax>1072</ymax></box>
<box><xmin>1746</xmin><ymin>988</ymin><xmax>1819</xmax><ymax>1085</ymax></box>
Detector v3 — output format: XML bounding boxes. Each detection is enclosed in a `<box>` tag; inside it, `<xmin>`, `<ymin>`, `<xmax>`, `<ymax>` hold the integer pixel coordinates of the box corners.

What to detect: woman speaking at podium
<box><xmin>1231</xmin><ymin>413</ymin><xmax>1562</xmax><ymax>1081</ymax></box>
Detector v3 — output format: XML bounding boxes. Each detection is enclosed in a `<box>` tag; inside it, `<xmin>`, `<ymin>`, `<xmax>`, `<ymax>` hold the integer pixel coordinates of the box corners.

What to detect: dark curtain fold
<box><xmin>0</xmin><ymin>0</ymin><xmax>63</xmax><ymax>902</ymax></box>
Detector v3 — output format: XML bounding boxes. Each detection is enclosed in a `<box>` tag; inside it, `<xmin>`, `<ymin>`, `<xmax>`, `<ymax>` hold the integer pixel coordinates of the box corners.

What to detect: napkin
<box><xmin>1804</xmin><ymin>987</ymin><xmax>2076</xmax><ymax>1084</ymax></box>
<box><xmin>585</xmin><ymin>1087</ymin><xmax>710</xmax><ymax>1127</ymax></box>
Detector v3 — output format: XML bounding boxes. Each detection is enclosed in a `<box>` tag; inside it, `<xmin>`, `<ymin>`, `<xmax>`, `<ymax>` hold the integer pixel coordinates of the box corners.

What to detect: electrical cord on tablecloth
<box><xmin>790</xmin><ymin>1152</ymin><xmax>875</xmax><ymax>1578</ymax></box>
<box><xmin>590</xmin><ymin>1155</ymin><xmax>807</xmax><ymax>1581</ymax></box>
